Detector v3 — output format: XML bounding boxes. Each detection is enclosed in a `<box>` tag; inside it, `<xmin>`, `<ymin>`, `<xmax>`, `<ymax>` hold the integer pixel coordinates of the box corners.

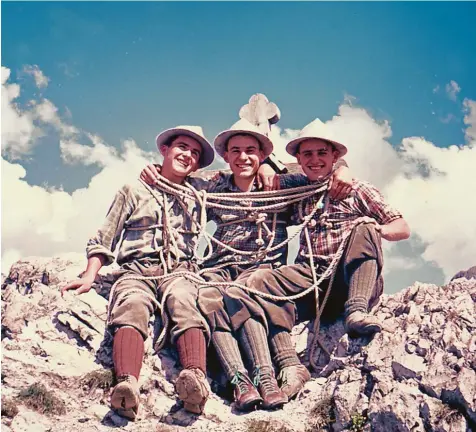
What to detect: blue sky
<box><xmin>2</xmin><ymin>2</ymin><xmax>476</xmax><ymax>292</ymax></box>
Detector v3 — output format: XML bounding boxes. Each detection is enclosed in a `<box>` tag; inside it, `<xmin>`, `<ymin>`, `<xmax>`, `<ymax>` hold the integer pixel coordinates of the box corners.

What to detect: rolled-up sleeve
<box><xmin>354</xmin><ymin>181</ymin><xmax>403</xmax><ymax>225</ymax></box>
<box><xmin>86</xmin><ymin>187</ymin><xmax>133</xmax><ymax>265</ymax></box>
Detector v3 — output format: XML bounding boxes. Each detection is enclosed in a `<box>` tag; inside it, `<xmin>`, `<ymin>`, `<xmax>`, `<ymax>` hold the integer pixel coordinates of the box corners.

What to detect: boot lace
<box><xmin>231</xmin><ymin>370</ymin><xmax>250</xmax><ymax>394</ymax></box>
<box><xmin>253</xmin><ymin>366</ymin><xmax>275</xmax><ymax>394</ymax></box>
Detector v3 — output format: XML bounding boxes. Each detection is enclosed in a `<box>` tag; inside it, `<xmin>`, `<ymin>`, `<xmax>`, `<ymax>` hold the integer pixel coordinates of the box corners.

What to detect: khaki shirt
<box><xmin>86</xmin><ymin>177</ymin><xmax>209</xmax><ymax>266</ymax></box>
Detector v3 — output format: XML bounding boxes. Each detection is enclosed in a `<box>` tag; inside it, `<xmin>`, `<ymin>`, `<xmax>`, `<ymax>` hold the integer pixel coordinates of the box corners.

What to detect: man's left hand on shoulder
<box><xmin>329</xmin><ymin>165</ymin><xmax>354</xmax><ymax>200</ymax></box>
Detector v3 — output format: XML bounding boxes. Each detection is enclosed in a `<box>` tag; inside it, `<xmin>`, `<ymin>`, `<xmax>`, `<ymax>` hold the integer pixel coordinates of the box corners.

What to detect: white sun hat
<box><xmin>213</xmin><ymin>119</ymin><xmax>274</xmax><ymax>158</ymax></box>
<box><xmin>155</xmin><ymin>125</ymin><xmax>215</xmax><ymax>168</ymax></box>
<box><xmin>286</xmin><ymin>119</ymin><xmax>348</xmax><ymax>158</ymax></box>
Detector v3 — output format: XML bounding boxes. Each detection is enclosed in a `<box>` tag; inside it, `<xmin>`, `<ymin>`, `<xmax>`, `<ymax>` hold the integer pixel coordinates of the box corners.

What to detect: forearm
<box><xmin>380</xmin><ymin>218</ymin><xmax>410</xmax><ymax>241</ymax></box>
<box><xmin>81</xmin><ymin>254</ymin><xmax>107</xmax><ymax>282</ymax></box>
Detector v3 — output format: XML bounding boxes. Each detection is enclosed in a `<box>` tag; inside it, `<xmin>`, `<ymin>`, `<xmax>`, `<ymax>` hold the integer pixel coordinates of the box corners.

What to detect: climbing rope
<box><xmin>107</xmin><ymin>176</ymin><xmax>367</xmax><ymax>368</ymax></box>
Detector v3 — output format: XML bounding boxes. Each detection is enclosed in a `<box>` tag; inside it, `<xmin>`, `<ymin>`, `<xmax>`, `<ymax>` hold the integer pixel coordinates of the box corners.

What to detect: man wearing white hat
<box><xmin>63</xmin><ymin>126</ymin><xmax>216</xmax><ymax>418</ymax></box>
<box><xmin>224</xmin><ymin>120</ymin><xmax>410</xmax><ymax>350</ymax></box>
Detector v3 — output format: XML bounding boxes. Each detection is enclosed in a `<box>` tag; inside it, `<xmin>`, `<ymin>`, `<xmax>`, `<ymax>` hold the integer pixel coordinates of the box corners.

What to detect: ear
<box><xmin>332</xmin><ymin>151</ymin><xmax>340</xmax><ymax>163</ymax></box>
<box><xmin>159</xmin><ymin>144</ymin><xmax>169</xmax><ymax>158</ymax></box>
<box><xmin>295</xmin><ymin>153</ymin><xmax>302</xmax><ymax>166</ymax></box>
<box><xmin>258</xmin><ymin>150</ymin><xmax>266</xmax><ymax>164</ymax></box>
<box><xmin>223</xmin><ymin>152</ymin><xmax>229</xmax><ymax>164</ymax></box>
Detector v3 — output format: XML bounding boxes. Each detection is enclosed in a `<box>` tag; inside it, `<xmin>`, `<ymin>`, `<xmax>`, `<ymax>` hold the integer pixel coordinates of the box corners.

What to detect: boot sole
<box><xmin>111</xmin><ymin>385</ymin><xmax>139</xmax><ymax>420</ymax></box>
<box><xmin>235</xmin><ymin>395</ymin><xmax>263</xmax><ymax>412</ymax></box>
<box><xmin>175</xmin><ymin>371</ymin><xmax>208</xmax><ymax>414</ymax></box>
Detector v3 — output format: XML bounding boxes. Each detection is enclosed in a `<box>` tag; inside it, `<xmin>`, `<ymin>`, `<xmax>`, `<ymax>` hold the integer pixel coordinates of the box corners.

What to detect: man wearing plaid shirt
<box><xmin>224</xmin><ymin>121</ymin><xmax>410</xmax><ymax>361</ymax></box>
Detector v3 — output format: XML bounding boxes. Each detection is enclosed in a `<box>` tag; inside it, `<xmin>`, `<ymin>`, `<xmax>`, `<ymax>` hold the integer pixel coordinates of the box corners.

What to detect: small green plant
<box><xmin>349</xmin><ymin>412</ymin><xmax>367</xmax><ymax>431</ymax></box>
<box><xmin>81</xmin><ymin>368</ymin><xmax>114</xmax><ymax>395</ymax></box>
<box><xmin>306</xmin><ymin>396</ymin><xmax>336</xmax><ymax>431</ymax></box>
<box><xmin>1</xmin><ymin>395</ymin><xmax>19</xmax><ymax>418</ymax></box>
<box><xmin>17</xmin><ymin>383</ymin><xmax>66</xmax><ymax>415</ymax></box>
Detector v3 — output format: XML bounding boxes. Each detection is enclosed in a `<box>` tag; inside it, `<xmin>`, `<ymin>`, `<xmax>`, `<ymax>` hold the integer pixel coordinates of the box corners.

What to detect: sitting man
<box><xmin>62</xmin><ymin>126</ymin><xmax>216</xmax><ymax>418</ymax></box>
<box><xmin>223</xmin><ymin>121</ymin><xmax>410</xmax><ymax>372</ymax></box>
<box><xmin>140</xmin><ymin>119</ymin><xmax>353</xmax><ymax>410</ymax></box>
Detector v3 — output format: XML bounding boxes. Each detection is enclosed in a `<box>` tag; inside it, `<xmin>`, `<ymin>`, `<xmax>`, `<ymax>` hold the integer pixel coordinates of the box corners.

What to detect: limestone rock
<box><xmin>2</xmin><ymin>256</ymin><xmax>476</xmax><ymax>432</ymax></box>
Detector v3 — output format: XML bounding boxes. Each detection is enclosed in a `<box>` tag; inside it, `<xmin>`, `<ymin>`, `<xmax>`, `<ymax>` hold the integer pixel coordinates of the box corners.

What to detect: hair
<box><xmin>162</xmin><ymin>134</ymin><xmax>204</xmax><ymax>166</ymax></box>
<box><xmin>225</xmin><ymin>133</ymin><xmax>263</xmax><ymax>152</ymax></box>
<box><xmin>296</xmin><ymin>139</ymin><xmax>337</xmax><ymax>155</ymax></box>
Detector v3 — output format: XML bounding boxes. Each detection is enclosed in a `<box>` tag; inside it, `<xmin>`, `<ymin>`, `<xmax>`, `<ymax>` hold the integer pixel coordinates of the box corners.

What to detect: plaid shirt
<box><xmin>204</xmin><ymin>173</ymin><xmax>308</xmax><ymax>268</ymax></box>
<box><xmin>294</xmin><ymin>180</ymin><xmax>403</xmax><ymax>269</ymax></box>
<box><xmin>86</xmin><ymin>177</ymin><xmax>209</xmax><ymax>266</ymax></box>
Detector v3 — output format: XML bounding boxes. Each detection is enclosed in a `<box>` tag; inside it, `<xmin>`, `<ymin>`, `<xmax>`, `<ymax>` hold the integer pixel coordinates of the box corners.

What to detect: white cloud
<box><xmin>1</xmin><ymin>66</ymin><xmax>40</xmax><ymax>157</ymax></box>
<box><xmin>1</xmin><ymin>66</ymin><xmax>78</xmax><ymax>158</ymax></box>
<box><xmin>463</xmin><ymin>98</ymin><xmax>476</xmax><ymax>142</ymax></box>
<box><xmin>445</xmin><ymin>80</ymin><xmax>461</xmax><ymax>101</ymax></box>
<box><xmin>22</xmin><ymin>64</ymin><xmax>49</xmax><ymax>88</ymax></box>
<box><xmin>432</xmin><ymin>85</ymin><xmax>440</xmax><ymax>94</ymax></box>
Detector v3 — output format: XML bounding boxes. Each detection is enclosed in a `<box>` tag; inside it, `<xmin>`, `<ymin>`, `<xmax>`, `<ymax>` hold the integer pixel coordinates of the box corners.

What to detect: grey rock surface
<box><xmin>2</xmin><ymin>257</ymin><xmax>475</xmax><ymax>432</ymax></box>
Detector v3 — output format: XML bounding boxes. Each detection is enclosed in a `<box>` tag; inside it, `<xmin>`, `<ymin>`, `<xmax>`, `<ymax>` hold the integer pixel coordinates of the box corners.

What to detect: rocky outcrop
<box><xmin>2</xmin><ymin>257</ymin><xmax>475</xmax><ymax>432</ymax></box>
<box><xmin>452</xmin><ymin>266</ymin><xmax>476</xmax><ymax>282</ymax></box>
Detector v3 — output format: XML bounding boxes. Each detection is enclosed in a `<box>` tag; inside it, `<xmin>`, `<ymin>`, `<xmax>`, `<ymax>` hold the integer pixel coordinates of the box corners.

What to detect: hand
<box><xmin>328</xmin><ymin>166</ymin><xmax>353</xmax><ymax>200</ymax></box>
<box><xmin>354</xmin><ymin>216</ymin><xmax>381</xmax><ymax>232</ymax></box>
<box><xmin>139</xmin><ymin>164</ymin><xmax>162</xmax><ymax>186</ymax></box>
<box><xmin>61</xmin><ymin>277</ymin><xmax>94</xmax><ymax>297</ymax></box>
<box><xmin>257</xmin><ymin>164</ymin><xmax>280</xmax><ymax>191</ymax></box>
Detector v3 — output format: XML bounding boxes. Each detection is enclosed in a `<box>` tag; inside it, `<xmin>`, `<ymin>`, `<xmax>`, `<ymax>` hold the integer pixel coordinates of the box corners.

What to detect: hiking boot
<box><xmin>110</xmin><ymin>375</ymin><xmax>140</xmax><ymax>420</ymax></box>
<box><xmin>254</xmin><ymin>368</ymin><xmax>288</xmax><ymax>410</ymax></box>
<box><xmin>345</xmin><ymin>311</ymin><xmax>382</xmax><ymax>337</ymax></box>
<box><xmin>278</xmin><ymin>365</ymin><xmax>311</xmax><ymax>399</ymax></box>
<box><xmin>231</xmin><ymin>371</ymin><xmax>262</xmax><ymax>411</ymax></box>
<box><xmin>175</xmin><ymin>368</ymin><xmax>210</xmax><ymax>414</ymax></box>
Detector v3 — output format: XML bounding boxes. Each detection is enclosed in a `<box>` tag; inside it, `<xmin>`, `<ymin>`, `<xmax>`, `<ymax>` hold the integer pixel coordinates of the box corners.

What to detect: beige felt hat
<box><xmin>286</xmin><ymin>119</ymin><xmax>348</xmax><ymax>158</ymax></box>
<box><xmin>213</xmin><ymin>119</ymin><xmax>274</xmax><ymax>158</ymax></box>
<box><xmin>155</xmin><ymin>125</ymin><xmax>214</xmax><ymax>168</ymax></box>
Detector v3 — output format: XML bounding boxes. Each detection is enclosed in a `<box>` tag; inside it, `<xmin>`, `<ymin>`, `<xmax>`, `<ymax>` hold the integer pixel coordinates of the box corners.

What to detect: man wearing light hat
<box><xmin>224</xmin><ymin>120</ymin><xmax>410</xmax><ymax>358</ymax></box>
<box><xmin>63</xmin><ymin>126</ymin><xmax>216</xmax><ymax>418</ymax></box>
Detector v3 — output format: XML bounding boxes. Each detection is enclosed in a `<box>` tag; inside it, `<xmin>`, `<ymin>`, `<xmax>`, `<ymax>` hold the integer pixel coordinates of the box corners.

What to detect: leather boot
<box><xmin>110</xmin><ymin>375</ymin><xmax>140</xmax><ymax>420</ymax></box>
<box><xmin>278</xmin><ymin>364</ymin><xmax>311</xmax><ymax>399</ymax></box>
<box><xmin>345</xmin><ymin>311</ymin><xmax>382</xmax><ymax>336</ymax></box>
<box><xmin>231</xmin><ymin>370</ymin><xmax>262</xmax><ymax>411</ymax></box>
<box><xmin>175</xmin><ymin>368</ymin><xmax>210</xmax><ymax>414</ymax></box>
<box><xmin>254</xmin><ymin>368</ymin><xmax>288</xmax><ymax>409</ymax></box>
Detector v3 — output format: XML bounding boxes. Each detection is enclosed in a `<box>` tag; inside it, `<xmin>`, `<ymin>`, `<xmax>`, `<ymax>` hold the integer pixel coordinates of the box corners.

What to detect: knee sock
<box><xmin>238</xmin><ymin>319</ymin><xmax>273</xmax><ymax>376</ymax></box>
<box><xmin>176</xmin><ymin>328</ymin><xmax>207</xmax><ymax>373</ymax></box>
<box><xmin>269</xmin><ymin>328</ymin><xmax>301</xmax><ymax>369</ymax></box>
<box><xmin>211</xmin><ymin>331</ymin><xmax>247</xmax><ymax>381</ymax></box>
<box><xmin>345</xmin><ymin>260</ymin><xmax>378</xmax><ymax>317</ymax></box>
<box><xmin>113</xmin><ymin>326</ymin><xmax>145</xmax><ymax>380</ymax></box>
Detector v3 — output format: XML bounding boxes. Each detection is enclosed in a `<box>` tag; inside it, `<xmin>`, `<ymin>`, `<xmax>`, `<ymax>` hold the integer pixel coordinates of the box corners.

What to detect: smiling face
<box><xmin>224</xmin><ymin>134</ymin><xmax>265</xmax><ymax>179</ymax></box>
<box><xmin>295</xmin><ymin>139</ymin><xmax>339</xmax><ymax>181</ymax></box>
<box><xmin>160</xmin><ymin>135</ymin><xmax>202</xmax><ymax>182</ymax></box>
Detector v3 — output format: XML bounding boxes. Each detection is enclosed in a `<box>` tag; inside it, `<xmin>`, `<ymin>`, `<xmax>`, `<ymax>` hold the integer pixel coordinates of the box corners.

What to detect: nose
<box><xmin>309</xmin><ymin>151</ymin><xmax>320</xmax><ymax>163</ymax></box>
<box><xmin>237</xmin><ymin>151</ymin><xmax>247</xmax><ymax>161</ymax></box>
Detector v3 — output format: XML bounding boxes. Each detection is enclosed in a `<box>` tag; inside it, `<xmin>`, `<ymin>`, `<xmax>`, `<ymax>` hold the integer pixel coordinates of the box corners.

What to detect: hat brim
<box><xmin>155</xmin><ymin>128</ymin><xmax>214</xmax><ymax>169</ymax></box>
<box><xmin>286</xmin><ymin>137</ymin><xmax>348</xmax><ymax>158</ymax></box>
<box><xmin>214</xmin><ymin>130</ymin><xmax>274</xmax><ymax>159</ymax></box>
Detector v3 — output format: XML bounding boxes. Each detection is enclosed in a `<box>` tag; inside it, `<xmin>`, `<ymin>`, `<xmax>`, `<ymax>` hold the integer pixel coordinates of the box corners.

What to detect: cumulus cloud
<box><xmin>1</xmin><ymin>66</ymin><xmax>78</xmax><ymax>158</ymax></box>
<box><xmin>22</xmin><ymin>64</ymin><xmax>49</xmax><ymax>88</ymax></box>
<box><xmin>445</xmin><ymin>80</ymin><xmax>461</xmax><ymax>101</ymax></box>
<box><xmin>463</xmin><ymin>98</ymin><xmax>476</xmax><ymax>142</ymax></box>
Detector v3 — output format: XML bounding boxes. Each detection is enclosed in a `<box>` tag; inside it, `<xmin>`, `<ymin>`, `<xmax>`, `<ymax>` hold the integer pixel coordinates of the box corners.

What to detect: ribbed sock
<box><xmin>113</xmin><ymin>326</ymin><xmax>145</xmax><ymax>380</ymax></box>
<box><xmin>345</xmin><ymin>260</ymin><xmax>378</xmax><ymax>317</ymax></box>
<box><xmin>269</xmin><ymin>328</ymin><xmax>301</xmax><ymax>369</ymax></box>
<box><xmin>238</xmin><ymin>319</ymin><xmax>273</xmax><ymax>376</ymax></box>
<box><xmin>211</xmin><ymin>331</ymin><xmax>247</xmax><ymax>381</ymax></box>
<box><xmin>176</xmin><ymin>328</ymin><xmax>207</xmax><ymax>373</ymax></box>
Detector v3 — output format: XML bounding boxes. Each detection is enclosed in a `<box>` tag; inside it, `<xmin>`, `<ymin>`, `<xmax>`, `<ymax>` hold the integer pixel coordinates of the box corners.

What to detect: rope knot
<box><xmin>255</xmin><ymin>238</ymin><xmax>265</xmax><ymax>247</ymax></box>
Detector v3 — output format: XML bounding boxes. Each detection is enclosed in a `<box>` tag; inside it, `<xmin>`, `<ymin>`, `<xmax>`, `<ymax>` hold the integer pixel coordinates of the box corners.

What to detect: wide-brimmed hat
<box><xmin>213</xmin><ymin>119</ymin><xmax>274</xmax><ymax>158</ymax></box>
<box><xmin>286</xmin><ymin>119</ymin><xmax>348</xmax><ymax>158</ymax></box>
<box><xmin>155</xmin><ymin>125</ymin><xmax>214</xmax><ymax>168</ymax></box>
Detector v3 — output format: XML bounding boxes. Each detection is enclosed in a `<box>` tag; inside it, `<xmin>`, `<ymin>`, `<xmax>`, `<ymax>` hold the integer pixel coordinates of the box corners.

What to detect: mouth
<box><xmin>306</xmin><ymin>164</ymin><xmax>326</xmax><ymax>172</ymax></box>
<box><xmin>235</xmin><ymin>163</ymin><xmax>252</xmax><ymax>169</ymax></box>
<box><xmin>175</xmin><ymin>159</ymin><xmax>190</xmax><ymax>169</ymax></box>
